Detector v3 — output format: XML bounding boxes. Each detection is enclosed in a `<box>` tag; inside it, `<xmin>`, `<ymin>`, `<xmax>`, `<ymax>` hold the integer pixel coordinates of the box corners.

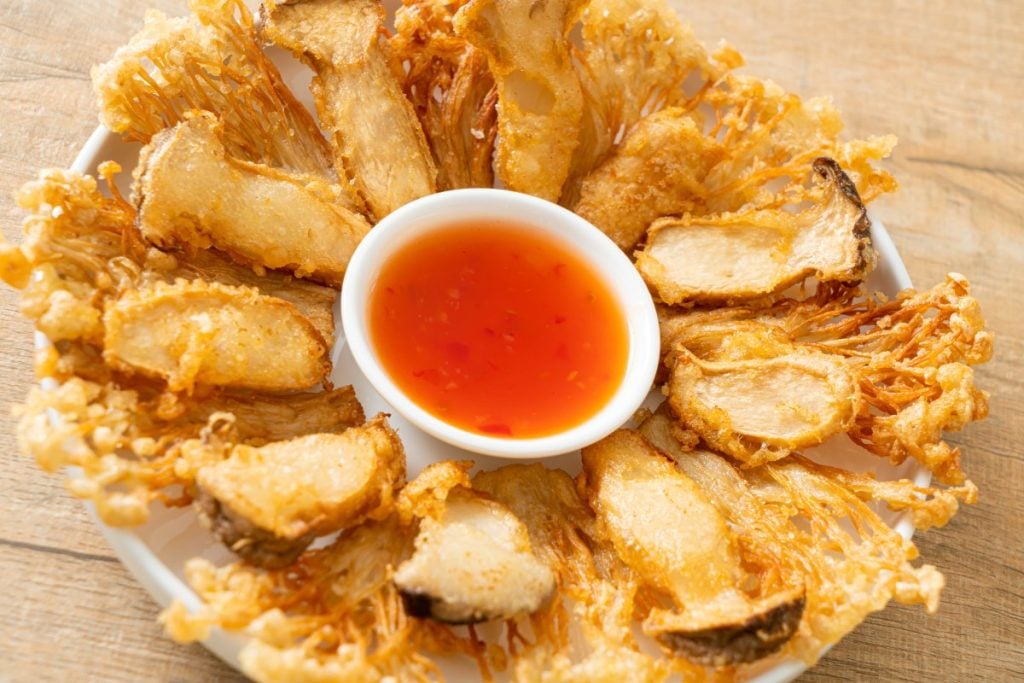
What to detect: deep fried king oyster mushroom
<box><xmin>134</xmin><ymin>114</ymin><xmax>371</xmax><ymax>286</ymax></box>
<box><xmin>666</xmin><ymin>328</ymin><xmax>862</xmax><ymax>466</ymax></box>
<box><xmin>393</xmin><ymin>462</ymin><xmax>555</xmax><ymax>624</ymax></box>
<box><xmin>637</xmin><ymin>158</ymin><xmax>875</xmax><ymax>304</ymax></box>
<box><xmin>580</xmin><ymin>429</ymin><xmax>804</xmax><ymax>665</ymax></box>
<box><xmin>195</xmin><ymin>415</ymin><xmax>405</xmax><ymax>568</ymax></box>
<box><xmin>455</xmin><ymin>0</ymin><xmax>585</xmax><ymax>201</ymax></box>
<box><xmin>261</xmin><ymin>0</ymin><xmax>437</xmax><ymax>220</ymax></box>
<box><xmin>103</xmin><ymin>279</ymin><xmax>330</xmax><ymax>393</ymax></box>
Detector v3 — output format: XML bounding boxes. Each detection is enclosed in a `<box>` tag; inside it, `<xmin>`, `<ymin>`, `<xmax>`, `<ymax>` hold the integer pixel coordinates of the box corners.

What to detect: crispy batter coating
<box><xmin>392</xmin><ymin>0</ymin><xmax>498</xmax><ymax>190</ymax></box>
<box><xmin>455</xmin><ymin>0</ymin><xmax>585</xmax><ymax>200</ymax></box>
<box><xmin>667</xmin><ymin>343</ymin><xmax>861</xmax><ymax>466</ymax></box>
<box><xmin>574</xmin><ymin>108</ymin><xmax>719</xmax><ymax>252</ymax></box>
<box><xmin>637</xmin><ymin>159</ymin><xmax>875</xmax><ymax>304</ymax></box>
<box><xmin>581</xmin><ymin>429</ymin><xmax>804</xmax><ymax>665</ymax></box>
<box><xmin>262</xmin><ymin>0</ymin><xmax>437</xmax><ymax>220</ymax></box>
<box><xmin>134</xmin><ymin>114</ymin><xmax>370</xmax><ymax>286</ymax></box>
<box><xmin>394</xmin><ymin>488</ymin><xmax>555</xmax><ymax>624</ymax></box>
<box><xmin>149</xmin><ymin>247</ymin><xmax>338</xmax><ymax>343</ymax></box>
<box><xmin>196</xmin><ymin>415</ymin><xmax>405</xmax><ymax>567</ymax></box>
<box><xmin>92</xmin><ymin>0</ymin><xmax>335</xmax><ymax>177</ymax></box>
<box><xmin>103</xmin><ymin>279</ymin><xmax>330</xmax><ymax>392</ymax></box>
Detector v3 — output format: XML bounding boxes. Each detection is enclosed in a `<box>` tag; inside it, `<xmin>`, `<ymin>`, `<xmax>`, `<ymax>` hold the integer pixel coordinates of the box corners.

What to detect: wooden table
<box><xmin>1</xmin><ymin>1</ymin><xmax>1021</xmax><ymax>680</ymax></box>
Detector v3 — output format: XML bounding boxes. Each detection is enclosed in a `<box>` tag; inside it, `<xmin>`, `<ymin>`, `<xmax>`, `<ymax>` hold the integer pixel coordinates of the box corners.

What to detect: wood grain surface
<box><xmin>1</xmin><ymin>1</ymin><xmax>1021</xmax><ymax>681</ymax></box>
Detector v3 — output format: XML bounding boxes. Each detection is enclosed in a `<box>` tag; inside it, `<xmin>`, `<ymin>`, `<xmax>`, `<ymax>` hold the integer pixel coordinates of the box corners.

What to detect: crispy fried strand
<box><xmin>392</xmin><ymin>0</ymin><xmax>497</xmax><ymax>190</ymax></box>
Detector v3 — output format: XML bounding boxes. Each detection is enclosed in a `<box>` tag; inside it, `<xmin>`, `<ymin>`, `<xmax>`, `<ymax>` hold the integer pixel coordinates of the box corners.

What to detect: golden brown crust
<box><xmin>261</xmin><ymin>0</ymin><xmax>437</xmax><ymax>220</ymax></box>
<box><xmin>455</xmin><ymin>0</ymin><xmax>585</xmax><ymax>201</ymax></box>
<box><xmin>102</xmin><ymin>279</ymin><xmax>330</xmax><ymax>392</ymax></box>
<box><xmin>636</xmin><ymin>159</ymin><xmax>875</xmax><ymax>304</ymax></box>
<box><xmin>134</xmin><ymin>114</ymin><xmax>371</xmax><ymax>286</ymax></box>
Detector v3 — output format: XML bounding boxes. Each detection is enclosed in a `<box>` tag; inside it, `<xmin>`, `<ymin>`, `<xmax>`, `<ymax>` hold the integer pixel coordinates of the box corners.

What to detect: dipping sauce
<box><xmin>368</xmin><ymin>221</ymin><xmax>629</xmax><ymax>438</ymax></box>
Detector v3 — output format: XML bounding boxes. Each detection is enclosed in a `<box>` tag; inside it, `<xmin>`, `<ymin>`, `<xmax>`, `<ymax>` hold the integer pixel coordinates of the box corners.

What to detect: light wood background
<box><xmin>1</xmin><ymin>1</ymin><xmax>1021</xmax><ymax>681</ymax></box>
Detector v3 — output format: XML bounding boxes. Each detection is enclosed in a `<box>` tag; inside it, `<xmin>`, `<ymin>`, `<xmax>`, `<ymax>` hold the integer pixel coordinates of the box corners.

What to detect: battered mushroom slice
<box><xmin>636</xmin><ymin>158</ymin><xmax>875</xmax><ymax>304</ymax></box>
<box><xmin>103</xmin><ymin>279</ymin><xmax>330</xmax><ymax>392</ymax></box>
<box><xmin>261</xmin><ymin>0</ymin><xmax>437</xmax><ymax>220</ymax></box>
<box><xmin>196</xmin><ymin>415</ymin><xmax>406</xmax><ymax>568</ymax></box>
<box><xmin>580</xmin><ymin>430</ymin><xmax>804</xmax><ymax>666</ymax></box>
<box><xmin>134</xmin><ymin>113</ymin><xmax>371</xmax><ymax>286</ymax></box>
<box><xmin>455</xmin><ymin>0</ymin><xmax>585</xmax><ymax>201</ymax></box>
<box><xmin>667</xmin><ymin>342</ymin><xmax>861</xmax><ymax>466</ymax></box>
<box><xmin>393</xmin><ymin>488</ymin><xmax>555</xmax><ymax>624</ymax></box>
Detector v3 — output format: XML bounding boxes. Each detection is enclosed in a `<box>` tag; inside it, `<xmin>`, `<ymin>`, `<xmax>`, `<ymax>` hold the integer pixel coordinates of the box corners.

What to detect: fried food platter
<box><xmin>3</xmin><ymin>0</ymin><xmax>992</xmax><ymax>681</ymax></box>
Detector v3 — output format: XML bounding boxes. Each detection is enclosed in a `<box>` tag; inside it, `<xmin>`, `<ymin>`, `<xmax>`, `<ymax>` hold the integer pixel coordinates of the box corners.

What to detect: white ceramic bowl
<box><xmin>341</xmin><ymin>188</ymin><xmax>660</xmax><ymax>458</ymax></box>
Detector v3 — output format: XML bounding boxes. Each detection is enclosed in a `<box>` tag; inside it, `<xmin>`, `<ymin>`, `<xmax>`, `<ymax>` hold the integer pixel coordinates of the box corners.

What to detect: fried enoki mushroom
<box><xmin>455</xmin><ymin>0</ymin><xmax>585</xmax><ymax>201</ymax></box>
<box><xmin>637</xmin><ymin>158</ymin><xmax>875</xmax><ymax>304</ymax></box>
<box><xmin>14</xmin><ymin>375</ymin><xmax>367</xmax><ymax>527</ymax></box>
<box><xmin>92</xmin><ymin>0</ymin><xmax>335</xmax><ymax>177</ymax></box>
<box><xmin>564</xmin><ymin>0</ymin><xmax>738</xmax><ymax>206</ymax></box>
<box><xmin>660</xmin><ymin>274</ymin><xmax>992</xmax><ymax>483</ymax></box>
<box><xmin>698</xmin><ymin>74</ymin><xmax>898</xmax><ymax>213</ymax></box>
<box><xmin>391</xmin><ymin>0</ymin><xmax>498</xmax><ymax>190</ymax></box>
<box><xmin>134</xmin><ymin>114</ymin><xmax>371</xmax><ymax>286</ymax></box>
<box><xmin>261</xmin><ymin>0</ymin><xmax>437</xmax><ymax>221</ymax></box>
<box><xmin>195</xmin><ymin>415</ymin><xmax>406</xmax><ymax>568</ymax></box>
<box><xmin>0</xmin><ymin>166</ymin><xmax>137</xmax><ymax>345</ymax></box>
<box><xmin>581</xmin><ymin>429</ymin><xmax>805</xmax><ymax>665</ymax></box>
<box><xmin>638</xmin><ymin>409</ymin><xmax>975</xmax><ymax>664</ymax></box>
<box><xmin>162</xmin><ymin>517</ymin><xmax>437</xmax><ymax>681</ymax></box>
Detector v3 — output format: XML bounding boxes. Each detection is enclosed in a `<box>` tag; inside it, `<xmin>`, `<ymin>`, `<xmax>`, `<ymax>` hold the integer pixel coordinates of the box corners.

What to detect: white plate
<box><xmin>52</xmin><ymin>22</ymin><xmax>926</xmax><ymax>683</ymax></box>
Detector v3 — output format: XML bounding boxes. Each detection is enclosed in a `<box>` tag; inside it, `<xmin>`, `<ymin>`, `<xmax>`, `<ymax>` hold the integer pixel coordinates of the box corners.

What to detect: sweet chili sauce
<box><xmin>368</xmin><ymin>220</ymin><xmax>628</xmax><ymax>438</ymax></box>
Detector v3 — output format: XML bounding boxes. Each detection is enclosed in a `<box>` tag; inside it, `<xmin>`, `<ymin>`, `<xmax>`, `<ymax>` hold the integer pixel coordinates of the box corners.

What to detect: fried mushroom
<box><xmin>574</xmin><ymin>108</ymin><xmax>720</xmax><ymax>252</ymax></box>
<box><xmin>455</xmin><ymin>0</ymin><xmax>585</xmax><ymax>201</ymax></box>
<box><xmin>394</xmin><ymin>487</ymin><xmax>555</xmax><ymax>624</ymax></box>
<box><xmin>92</xmin><ymin>0</ymin><xmax>335</xmax><ymax>177</ymax></box>
<box><xmin>636</xmin><ymin>158</ymin><xmax>875</xmax><ymax>304</ymax></box>
<box><xmin>134</xmin><ymin>114</ymin><xmax>371</xmax><ymax>286</ymax></box>
<box><xmin>667</xmin><ymin>343</ymin><xmax>862</xmax><ymax>466</ymax></box>
<box><xmin>261</xmin><ymin>0</ymin><xmax>437</xmax><ymax>220</ymax></box>
<box><xmin>196</xmin><ymin>415</ymin><xmax>406</xmax><ymax>568</ymax></box>
<box><xmin>580</xmin><ymin>429</ymin><xmax>804</xmax><ymax>665</ymax></box>
<box><xmin>102</xmin><ymin>279</ymin><xmax>330</xmax><ymax>392</ymax></box>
